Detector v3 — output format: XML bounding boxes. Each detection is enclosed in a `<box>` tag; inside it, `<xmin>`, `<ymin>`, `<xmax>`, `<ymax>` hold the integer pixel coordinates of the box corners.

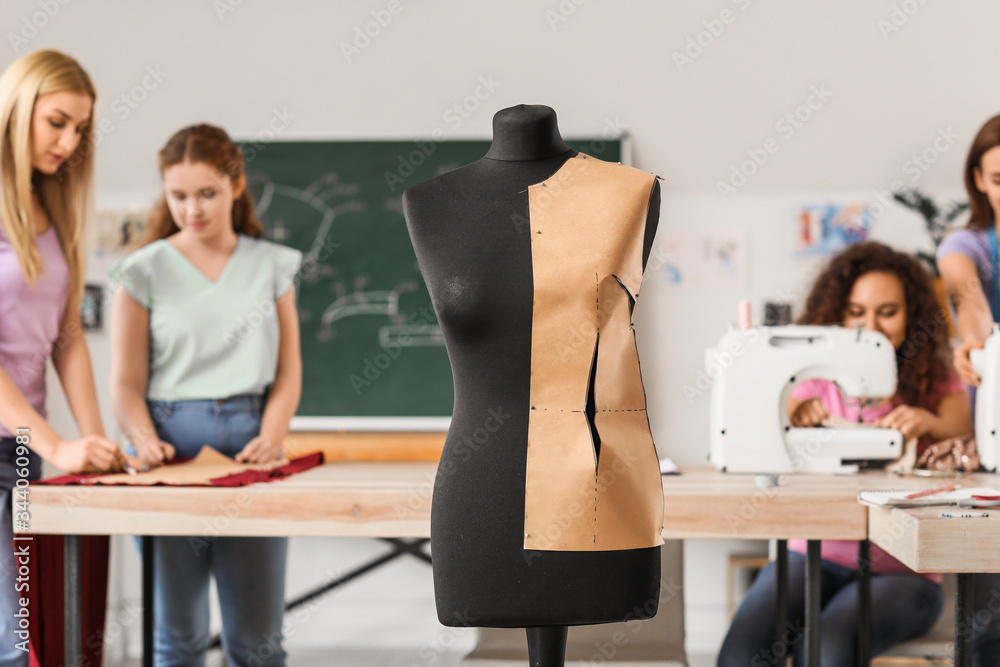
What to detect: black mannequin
<box><xmin>402</xmin><ymin>105</ymin><xmax>662</xmax><ymax>666</ymax></box>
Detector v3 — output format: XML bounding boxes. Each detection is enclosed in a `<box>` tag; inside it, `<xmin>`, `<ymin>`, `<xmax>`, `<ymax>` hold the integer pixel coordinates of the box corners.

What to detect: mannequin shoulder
<box><xmin>402</xmin><ymin>162</ymin><xmax>484</xmax><ymax>225</ymax></box>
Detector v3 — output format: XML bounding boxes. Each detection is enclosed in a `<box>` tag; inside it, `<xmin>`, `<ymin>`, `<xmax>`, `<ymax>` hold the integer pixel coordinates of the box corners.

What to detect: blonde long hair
<box><xmin>0</xmin><ymin>50</ymin><xmax>96</xmax><ymax>299</ymax></box>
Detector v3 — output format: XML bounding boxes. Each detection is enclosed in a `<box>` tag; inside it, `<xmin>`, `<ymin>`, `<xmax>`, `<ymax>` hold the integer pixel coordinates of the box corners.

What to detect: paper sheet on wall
<box><xmin>655</xmin><ymin>228</ymin><xmax>746</xmax><ymax>290</ymax></box>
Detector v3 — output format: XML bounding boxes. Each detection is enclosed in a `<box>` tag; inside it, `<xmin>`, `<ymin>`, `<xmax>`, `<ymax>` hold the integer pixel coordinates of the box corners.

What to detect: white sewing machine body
<box><xmin>708</xmin><ymin>324</ymin><xmax>903</xmax><ymax>474</ymax></box>
<box><xmin>972</xmin><ymin>324</ymin><xmax>1000</xmax><ymax>472</ymax></box>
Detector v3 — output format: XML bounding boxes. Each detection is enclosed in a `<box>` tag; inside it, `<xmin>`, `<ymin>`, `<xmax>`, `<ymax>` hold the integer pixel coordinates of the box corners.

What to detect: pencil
<box><xmin>905</xmin><ymin>485</ymin><xmax>957</xmax><ymax>499</ymax></box>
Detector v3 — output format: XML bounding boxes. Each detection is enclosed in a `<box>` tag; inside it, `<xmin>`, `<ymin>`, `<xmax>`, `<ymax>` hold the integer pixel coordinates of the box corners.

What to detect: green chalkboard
<box><xmin>244</xmin><ymin>137</ymin><xmax>624</xmax><ymax>424</ymax></box>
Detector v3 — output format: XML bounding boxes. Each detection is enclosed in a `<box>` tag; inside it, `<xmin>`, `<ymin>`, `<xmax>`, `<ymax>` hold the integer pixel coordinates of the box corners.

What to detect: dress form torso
<box><xmin>403</xmin><ymin>105</ymin><xmax>662</xmax><ymax>627</ymax></box>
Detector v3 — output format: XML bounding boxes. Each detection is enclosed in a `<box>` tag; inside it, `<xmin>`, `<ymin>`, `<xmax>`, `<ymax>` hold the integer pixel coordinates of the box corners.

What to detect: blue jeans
<box><xmin>140</xmin><ymin>396</ymin><xmax>287</xmax><ymax>667</ymax></box>
<box><xmin>718</xmin><ymin>551</ymin><xmax>943</xmax><ymax>667</ymax></box>
<box><xmin>0</xmin><ymin>438</ymin><xmax>39</xmax><ymax>666</ymax></box>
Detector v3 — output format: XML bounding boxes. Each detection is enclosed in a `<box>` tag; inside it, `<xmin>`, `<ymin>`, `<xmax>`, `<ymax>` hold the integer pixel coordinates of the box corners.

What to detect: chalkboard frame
<box><xmin>231</xmin><ymin>131</ymin><xmax>632</xmax><ymax>432</ymax></box>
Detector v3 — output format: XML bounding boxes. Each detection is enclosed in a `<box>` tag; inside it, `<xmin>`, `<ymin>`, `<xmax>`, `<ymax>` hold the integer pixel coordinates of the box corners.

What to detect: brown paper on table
<box><xmin>89</xmin><ymin>445</ymin><xmax>286</xmax><ymax>486</ymax></box>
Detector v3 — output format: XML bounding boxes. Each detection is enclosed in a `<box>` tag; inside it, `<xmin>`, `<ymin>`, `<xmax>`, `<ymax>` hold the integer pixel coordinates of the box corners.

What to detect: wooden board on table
<box><xmin>869</xmin><ymin>504</ymin><xmax>1000</xmax><ymax>573</ymax></box>
<box><xmin>282</xmin><ymin>431</ymin><xmax>445</xmax><ymax>461</ymax></box>
<box><xmin>18</xmin><ymin>461</ymin><xmax>438</xmax><ymax>538</ymax></box>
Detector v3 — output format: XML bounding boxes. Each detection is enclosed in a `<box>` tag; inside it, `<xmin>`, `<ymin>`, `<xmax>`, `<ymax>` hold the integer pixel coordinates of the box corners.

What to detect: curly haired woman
<box><xmin>718</xmin><ymin>241</ymin><xmax>970</xmax><ymax>667</ymax></box>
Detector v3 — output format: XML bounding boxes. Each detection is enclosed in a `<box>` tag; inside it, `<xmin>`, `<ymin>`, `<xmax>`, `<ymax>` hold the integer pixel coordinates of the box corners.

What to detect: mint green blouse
<box><xmin>109</xmin><ymin>235</ymin><xmax>302</xmax><ymax>402</ymax></box>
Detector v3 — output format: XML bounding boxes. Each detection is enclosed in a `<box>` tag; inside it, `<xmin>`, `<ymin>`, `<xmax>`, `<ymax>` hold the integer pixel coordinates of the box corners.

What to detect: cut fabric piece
<box><xmin>523</xmin><ymin>154</ymin><xmax>664</xmax><ymax>551</ymax></box>
<box><xmin>37</xmin><ymin>447</ymin><xmax>323</xmax><ymax>487</ymax></box>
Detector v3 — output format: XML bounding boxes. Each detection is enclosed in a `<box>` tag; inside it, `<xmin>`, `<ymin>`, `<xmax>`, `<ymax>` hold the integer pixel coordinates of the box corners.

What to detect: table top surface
<box><xmin>18</xmin><ymin>462</ymin><xmax>1000</xmax><ymax>541</ymax></box>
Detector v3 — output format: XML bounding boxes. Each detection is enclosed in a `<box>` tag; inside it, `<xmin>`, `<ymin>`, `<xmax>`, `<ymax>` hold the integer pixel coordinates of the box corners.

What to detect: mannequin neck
<box><xmin>484</xmin><ymin>105</ymin><xmax>572</xmax><ymax>162</ymax></box>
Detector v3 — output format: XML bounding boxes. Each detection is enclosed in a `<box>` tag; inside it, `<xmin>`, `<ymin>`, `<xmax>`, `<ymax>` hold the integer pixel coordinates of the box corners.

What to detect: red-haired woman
<box><xmin>109</xmin><ymin>124</ymin><xmax>302</xmax><ymax>666</ymax></box>
<box><xmin>937</xmin><ymin>113</ymin><xmax>1000</xmax><ymax>666</ymax></box>
<box><xmin>719</xmin><ymin>242</ymin><xmax>970</xmax><ymax>666</ymax></box>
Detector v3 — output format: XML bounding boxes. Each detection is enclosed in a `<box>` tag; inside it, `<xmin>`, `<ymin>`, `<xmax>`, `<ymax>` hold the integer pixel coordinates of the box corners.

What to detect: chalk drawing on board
<box><xmin>252</xmin><ymin>173</ymin><xmax>366</xmax><ymax>285</ymax></box>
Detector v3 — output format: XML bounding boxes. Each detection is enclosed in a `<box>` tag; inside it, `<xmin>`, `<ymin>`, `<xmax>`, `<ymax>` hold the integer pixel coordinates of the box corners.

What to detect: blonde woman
<box><xmin>0</xmin><ymin>50</ymin><xmax>125</xmax><ymax>663</ymax></box>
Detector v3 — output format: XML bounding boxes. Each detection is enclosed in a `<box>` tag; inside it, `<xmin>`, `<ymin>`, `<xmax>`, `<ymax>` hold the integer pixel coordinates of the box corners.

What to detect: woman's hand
<box><xmin>876</xmin><ymin>405</ymin><xmax>934</xmax><ymax>441</ymax></box>
<box><xmin>49</xmin><ymin>435</ymin><xmax>124</xmax><ymax>474</ymax></box>
<box><xmin>790</xmin><ymin>397</ymin><xmax>829</xmax><ymax>427</ymax></box>
<box><xmin>133</xmin><ymin>438</ymin><xmax>176</xmax><ymax>468</ymax></box>
<box><xmin>235</xmin><ymin>436</ymin><xmax>284</xmax><ymax>464</ymax></box>
<box><xmin>953</xmin><ymin>341</ymin><xmax>983</xmax><ymax>386</ymax></box>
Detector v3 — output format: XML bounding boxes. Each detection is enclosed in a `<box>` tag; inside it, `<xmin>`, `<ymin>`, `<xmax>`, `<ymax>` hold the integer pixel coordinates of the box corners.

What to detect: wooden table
<box><xmin>18</xmin><ymin>464</ymin><xmax>962</xmax><ymax>667</ymax></box>
<box><xmin>868</xmin><ymin>473</ymin><xmax>1000</xmax><ymax>667</ymax></box>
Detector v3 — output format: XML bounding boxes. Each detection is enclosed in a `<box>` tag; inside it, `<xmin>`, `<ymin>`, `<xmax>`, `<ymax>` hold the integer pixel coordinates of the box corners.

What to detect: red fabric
<box><xmin>37</xmin><ymin>451</ymin><xmax>324</xmax><ymax>487</ymax></box>
<box><xmin>22</xmin><ymin>534</ymin><xmax>109</xmax><ymax>667</ymax></box>
<box><xmin>210</xmin><ymin>451</ymin><xmax>323</xmax><ymax>486</ymax></box>
<box><xmin>25</xmin><ymin>451</ymin><xmax>322</xmax><ymax>663</ymax></box>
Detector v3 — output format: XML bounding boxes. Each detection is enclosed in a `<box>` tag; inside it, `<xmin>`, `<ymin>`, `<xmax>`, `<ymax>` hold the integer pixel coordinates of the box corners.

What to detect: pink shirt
<box><xmin>788</xmin><ymin>373</ymin><xmax>964</xmax><ymax>582</ymax></box>
<box><xmin>0</xmin><ymin>227</ymin><xmax>69</xmax><ymax>438</ymax></box>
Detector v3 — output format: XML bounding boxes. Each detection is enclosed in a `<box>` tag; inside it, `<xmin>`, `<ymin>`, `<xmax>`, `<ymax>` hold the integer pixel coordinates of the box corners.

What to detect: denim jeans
<box><xmin>0</xmin><ymin>438</ymin><xmax>39</xmax><ymax>666</ymax></box>
<box><xmin>140</xmin><ymin>396</ymin><xmax>287</xmax><ymax>667</ymax></box>
<box><xmin>718</xmin><ymin>551</ymin><xmax>944</xmax><ymax>667</ymax></box>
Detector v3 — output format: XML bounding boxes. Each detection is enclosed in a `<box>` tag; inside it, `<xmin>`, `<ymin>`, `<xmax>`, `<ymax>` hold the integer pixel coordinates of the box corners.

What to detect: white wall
<box><xmin>5</xmin><ymin>0</ymin><xmax>996</xmax><ymax>659</ymax></box>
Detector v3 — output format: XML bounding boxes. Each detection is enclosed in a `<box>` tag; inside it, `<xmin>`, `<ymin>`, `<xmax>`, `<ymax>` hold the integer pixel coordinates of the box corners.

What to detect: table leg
<box><xmin>142</xmin><ymin>536</ymin><xmax>154</xmax><ymax>667</ymax></box>
<box><xmin>857</xmin><ymin>539</ymin><xmax>871</xmax><ymax>667</ymax></box>
<box><xmin>804</xmin><ymin>540</ymin><xmax>821</xmax><ymax>667</ymax></box>
<box><xmin>955</xmin><ymin>572</ymin><xmax>974</xmax><ymax>667</ymax></box>
<box><xmin>773</xmin><ymin>539</ymin><xmax>788</xmax><ymax>650</ymax></box>
<box><xmin>64</xmin><ymin>534</ymin><xmax>81</xmax><ymax>667</ymax></box>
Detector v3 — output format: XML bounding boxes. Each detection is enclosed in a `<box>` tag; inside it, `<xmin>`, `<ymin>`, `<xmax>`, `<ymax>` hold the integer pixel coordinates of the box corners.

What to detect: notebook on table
<box><xmin>858</xmin><ymin>487</ymin><xmax>1000</xmax><ymax>508</ymax></box>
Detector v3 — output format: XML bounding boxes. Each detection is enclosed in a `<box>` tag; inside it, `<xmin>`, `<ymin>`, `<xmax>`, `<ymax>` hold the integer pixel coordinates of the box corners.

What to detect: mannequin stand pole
<box><xmin>526</xmin><ymin>626</ymin><xmax>568</xmax><ymax>667</ymax></box>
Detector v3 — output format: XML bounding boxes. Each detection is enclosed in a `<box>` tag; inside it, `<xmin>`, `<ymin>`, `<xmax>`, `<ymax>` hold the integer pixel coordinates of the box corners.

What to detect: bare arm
<box><xmin>787</xmin><ymin>395</ymin><xmax>828</xmax><ymax>427</ymax></box>
<box><xmin>923</xmin><ymin>390</ymin><xmax>973</xmax><ymax>440</ymax></box>
<box><xmin>938</xmin><ymin>252</ymin><xmax>994</xmax><ymax>384</ymax></box>
<box><xmin>0</xmin><ymin>365</ymin><xmax>63</xmax><ymax>459</ymax></box>
<box><xmin>236</xmin><ymin>288</ymin><xmax>302</xmax><ymax>463</ymax></box>
<box><xmin>51</xmin><ymin>294</ymin><xmax>106</xmax><ymax>438</ymax></box>
<box><xmin>878</xmin><ymin>390</ymin><xmax>973</xmax><ymax>442</ymax></box>
<box><xmin>109</xmin><ymin>288</ymin><xmax>174</xmax><ymax>466</ymax></box>
<box><xmin>0</xmin><ymin>303</ymin><xmax>121</xmax><ymax>472</ymax></box>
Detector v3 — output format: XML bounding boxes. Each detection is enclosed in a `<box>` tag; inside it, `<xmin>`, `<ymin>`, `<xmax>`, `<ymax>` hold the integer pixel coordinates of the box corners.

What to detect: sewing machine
<box><xmin>971</xmin><ymin>324</ymin><xmax>1000</xmax><ymax>472</ymax></box>
<box><xmin>707</xmin><ymin>324</ymin><xmax>904</xmax><ymax>474</ymax></box>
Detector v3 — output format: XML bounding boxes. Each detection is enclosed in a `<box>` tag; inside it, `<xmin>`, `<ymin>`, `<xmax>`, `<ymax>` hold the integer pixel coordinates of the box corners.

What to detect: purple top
<box><xmin>0</xmin><ymin>226</ymin><xmax>69</xmax><ymax>438</ymax></box>
<box><xmin>937</xmin><ymin>228</ymin><xmax>996</xmax><ymax>316</ymax></box>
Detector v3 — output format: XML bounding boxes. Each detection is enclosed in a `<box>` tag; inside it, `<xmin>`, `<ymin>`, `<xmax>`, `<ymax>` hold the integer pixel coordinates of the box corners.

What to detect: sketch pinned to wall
<box><xmin>659</xmin><ymin>229</ymin><xmax>746</xmax><ymax>290</ymax></box>
<box><xmin>794</xmin><ymin>203</ymin><xmax>871</xmax><ymax>257</ymax></box>
<box><xmin>81</xmin><ymin>284</ymin><xmax>103</xmax><ymax>331</ymax></box>
<box><xmin>94</xmin><ymin>208</ymin><xmax>151</xmax><ymax>257</ymax></box>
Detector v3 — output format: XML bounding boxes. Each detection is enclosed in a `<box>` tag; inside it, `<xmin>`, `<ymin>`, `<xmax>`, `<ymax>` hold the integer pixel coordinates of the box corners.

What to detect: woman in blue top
<box><xmin>937</xmin><ymin>113</ymin><xmax>1000</xmax><ymax>667</ymax></box>
<box><xmin>110</xmin><ymin>124</ymin><xmax>302</xmax><ymax>667</ymax></box>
